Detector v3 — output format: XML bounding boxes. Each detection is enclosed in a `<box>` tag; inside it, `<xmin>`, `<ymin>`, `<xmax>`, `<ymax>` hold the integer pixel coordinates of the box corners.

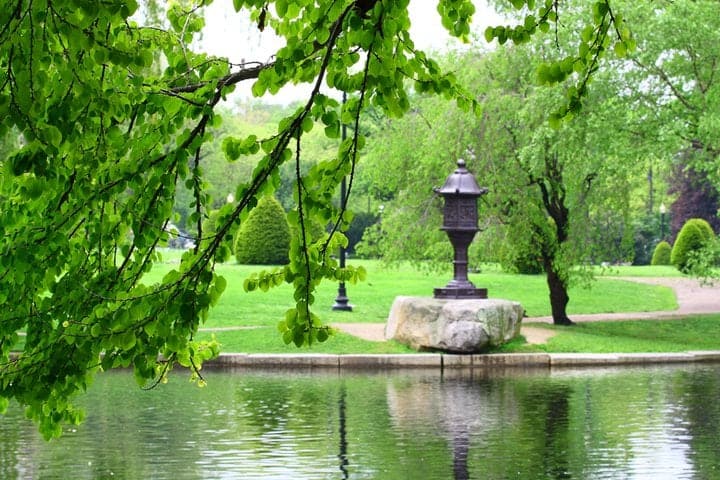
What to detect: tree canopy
<box><xmin>360</xmin><ymin>29</ymin><xmax>643</xmax><ymax>324</ymax></box>
<box><xmin>0</xmin><ymin>0</ymin><xmax>633</xmax><ymax>437</ymax></box>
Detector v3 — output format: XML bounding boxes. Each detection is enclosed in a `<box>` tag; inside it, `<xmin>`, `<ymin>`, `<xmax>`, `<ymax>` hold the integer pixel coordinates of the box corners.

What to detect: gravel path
<box><xmin>332</xmin><ymin>277</ymin><xmax>720</xmax><ymax>344</ymax></box>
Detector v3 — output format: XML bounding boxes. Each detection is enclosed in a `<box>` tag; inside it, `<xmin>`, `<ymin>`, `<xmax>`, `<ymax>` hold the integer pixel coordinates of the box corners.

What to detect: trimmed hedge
<box><xmin>692</xmin><ymin>217</ymin><xmax>716</xmax><ymax>242</ymax></box>
<box><xmin>234</xmin><ymin>196</ymin><xmax>290</xmax><ymax>265</ymax></box>
<box><xmin>650</xmin><ymin>241</ymin><xmax>672</xmax><ymax>266</ymax></box>
<box><xmin>670</xmin><ymin>218</ymin><xmax>715</xmax><ymax>271</ymax></box>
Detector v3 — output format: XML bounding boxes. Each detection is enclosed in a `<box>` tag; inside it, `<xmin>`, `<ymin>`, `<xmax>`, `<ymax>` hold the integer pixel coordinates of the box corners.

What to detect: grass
<box><xmin>505</xmin><ymin>315</ymin><xmax>720</xmax><ymax>354</ymax></box>
<box><xmin>592</xmin><ymin>264</ymin><xmax>685</xmax><ymax>278</ymax></box>
<box><xmin>13</xmin><ymin>251</ymin><xmax>698</xmax><ymax>355</ymax></box>
<box><xmin>194</xmin><ymin>328</ymin><xmax>415</xmax><ymax>354</ymax></box>
<box><xmin>139</xmin><ymin>252</ymin><xmax>691</xmax><ymax>354</ymax></box>
<box><xmin>146</xmin><ymin>256</ymin><xmax>678</xmax><ymax>329</ymax></box>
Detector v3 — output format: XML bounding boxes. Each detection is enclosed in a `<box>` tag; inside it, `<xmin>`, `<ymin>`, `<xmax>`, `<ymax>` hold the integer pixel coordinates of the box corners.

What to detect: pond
<box><xmin>2</xmin><ymin>364</ymin><xmax>720</xmax><ymax>479</ymax></box>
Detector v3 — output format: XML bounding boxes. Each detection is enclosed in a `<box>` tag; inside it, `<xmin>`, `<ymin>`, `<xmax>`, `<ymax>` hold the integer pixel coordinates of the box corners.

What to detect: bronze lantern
<box><xmin>433</xmin><ymin>159</ymin><xmax>488</xmax><ymax>299</ymax></box>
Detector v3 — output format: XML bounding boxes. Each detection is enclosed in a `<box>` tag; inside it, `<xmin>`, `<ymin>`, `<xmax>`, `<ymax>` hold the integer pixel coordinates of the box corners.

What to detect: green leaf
<box><xmin>44</xmin><ymin>125</ymin><xmax>63</xmax><ymax>148</ymax></box>
<box><xmin>214</xmin><ymin>276</ymin><xmax>227</xmax><ymax>295</ymax></box>
<box><xmin>90</xmin><ymin>323</ymin><xmax>102</xmax><ymax>338</ymax></box>
<box><xmin>251</xmin><ymin>79</ymin><xmax>267</xmax><ymax>97</ymax></box>
<box><xmin>292</xmin><ymin>328</ymin><xmax>304</xmax><ymax>347</ymax></box>
<box><xmin>613</xmin><ymin>42</ymin><xmax>627</xmax><ymax>57</ymax></box>
<box><xmin>243</xmin><ymin>278</ymin><xmax>257</xmax><ymax>292</ymax></box>
<box><xmin>301</xmin><ymin>115</ymin><xmax>313</xmax><ymax>132</ymax></box>
<box><xmin>276</xmin><ymin>0</ymin><xmax>288</xmax><ymax>17</ymax></box>
<box><xmin>484</xmin><ymin>26</ymin><xmax>495</xmax><ymax>43</ymax></box>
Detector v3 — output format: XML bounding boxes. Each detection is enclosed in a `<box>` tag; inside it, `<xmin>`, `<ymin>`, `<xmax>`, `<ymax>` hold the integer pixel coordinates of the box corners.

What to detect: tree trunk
<box><xmin>544</xmin><ymin>259</ymin><xmax>574</xmax><ymax>325</ymax></box>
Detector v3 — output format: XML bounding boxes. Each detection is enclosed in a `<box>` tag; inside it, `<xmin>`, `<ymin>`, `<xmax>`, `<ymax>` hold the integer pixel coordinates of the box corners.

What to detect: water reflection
<box><xmin>338</xmin><ymin>382</ymin><xmax>349</xmax><ymax>479</ymax></box>
<box><xmin>1</xmin><ymin>365</ymin><xmax>719</xmax><ymax>479</ymax></box>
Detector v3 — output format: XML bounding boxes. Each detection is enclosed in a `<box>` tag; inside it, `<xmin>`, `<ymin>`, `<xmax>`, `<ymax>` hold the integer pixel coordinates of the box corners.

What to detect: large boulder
<box><xmin>385</xmin><ymin>296</ymin><xmax>523</xmax><ymax>353</ymax></box>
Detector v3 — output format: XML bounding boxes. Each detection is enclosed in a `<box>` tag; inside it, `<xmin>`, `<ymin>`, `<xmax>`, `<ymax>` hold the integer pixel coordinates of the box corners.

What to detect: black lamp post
<box><xmin>333</xmin><ymin>93</ymin><xmax>352</xmax><ymax>311</ymax></box>
<box><xmin>433</xmin><ymin>159</ymin><xmax>488</xmax><ymax>299</ymax></box>
<box><xmin>332</xmin><ymin>174</ymin><xmax>352</xmax><ymax>311</ymax></box>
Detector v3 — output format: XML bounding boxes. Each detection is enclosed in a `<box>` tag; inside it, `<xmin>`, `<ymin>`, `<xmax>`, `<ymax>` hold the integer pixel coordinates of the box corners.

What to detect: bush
<box><xmin>650</xmin><ymin>241</ymin><xmax>672</xmax><ymax>266</ymax></box>
<box><xmin>289</xmin><ymin>217</ymin><xmax>327</xmax><ymax>246</ymax></box>
<box><xmin>202</xmin><ymin>209</ymin><xmax>220</xmax><ymax>237</ymax></box>
<box><xmin>671</xmin><ymin>218</ymin><xmax>715</xmax><ymax>271</ymax></box>
<box><xmin>691</xmin><ymin>217</ymin><xmax>716</xmax><ymax>242</ymax></box>
<box><xmin>234</xmin><ymin>196</ymin><xmax>290</xmax><ymax>265</ymax></box>
<box><xmin>685</xmin><ymin>237</ymin><xmax>720</xmax><ymax>280</ymax></box>
<box><xmin>354</xmin><ymin>222</ymin><xmax>384</xmax><ymax>259</ymax></box>
<box><xmin>345</xmin><ymin>211</ymin><xmax>379</xmax><ymax>254</ymax></box>
<box><xmin>501</xmin><ymin>249</ymin><xmax>544</xmax><ymax>274</ymax></box>
<box><xmin>630</xmin><ymin>214</ymin><xmax>657</xmax><ymax>265</ymax></box>
<box><xmin>497</xmin><ymin>221</ymin><xmax>547</xmax><ymax>275</ymax></box>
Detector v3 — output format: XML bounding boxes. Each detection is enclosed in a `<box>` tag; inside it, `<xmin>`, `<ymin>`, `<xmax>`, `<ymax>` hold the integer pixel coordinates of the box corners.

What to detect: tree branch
<box><xmin>631</xmin><ymin>57</ymin><xmax>697</xmax><ymax>111</ymax></box>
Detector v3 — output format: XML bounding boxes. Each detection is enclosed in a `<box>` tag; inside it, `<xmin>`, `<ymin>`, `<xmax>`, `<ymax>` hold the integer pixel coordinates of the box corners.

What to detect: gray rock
<box><xmin>385</xmin><ymin>296</ymin><xmax>523</xmax><ymax>353</ymax></box>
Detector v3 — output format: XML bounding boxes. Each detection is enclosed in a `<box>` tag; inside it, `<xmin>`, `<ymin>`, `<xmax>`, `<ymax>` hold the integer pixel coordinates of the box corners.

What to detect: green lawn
<box><xmin>12</xmin><ymin>254</ymin><xmax>707</xmax><ymax>355</ymax></box>
<box><xmin>505</xmin><ymin>315</ymin><xmax>720</xmax><ymax>354</ymax></box>
<box><xmin>146</xmin><ymin>256</ymin><xmax>679</xmax><ymax>329</ymax></box>
<box><xmin>195</xmin><ymin>328</ymin><xmax>415</xmax><ymax>354</ymax></box>
<box><xmin>591</xmin><ymin>264</ymin><xmax>684</xmax><ymax>278</ymax></box>
<box><xmin>141</xmin><ymin>253</ymin><xmax>691</xmax><ymax>354</ymax></box>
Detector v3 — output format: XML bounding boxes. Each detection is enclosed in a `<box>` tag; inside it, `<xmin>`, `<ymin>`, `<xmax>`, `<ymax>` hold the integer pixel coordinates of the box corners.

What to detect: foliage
<box><xmin>670</xmin><ymin>223</ymin><xmax>705</xmax><ymax>272</ymax></box>
<box><xmin>202</xmin><ymin>209</ymin><xmax>221</xmax><ymax>239</ymax></box>
<box><xmin>362</xmin><ymin>35</ymin><xmax>645</xmax><ymax>323</ymax></box>
<box><xmin>345</xmin><ymin>210</ymin><xmax>378</xmax><ymax>254</ymax></box>
<box><xmin>234</xmin><ymin>196</ymin><xmax>291</xmax><ymax>265</ymax></box>
<box><xmin>619</xmin><ymin>1</ymin><xmax>720</xmax><ymax>192</ymax></box>
<box><xmin>671</xmin><ymin>218</ymin><xmax>715</xmax><ymax>271</ymax></box>
<box><xmin>587</xmin><ymin>209</ymin><xmax>635</xmax><ymax>265</ymax></box>
<box><xmin>650</xmin><ymin>241</ymin><xmax>672</xmax><ymax>266</ymax></box>
<box><xmin>497</xmin><ymin>223</ymin><xmax>544</xmax><ymax>275</ymax></box>
<box><xmin>630</xmin><ymin>213</ymin><xmax>659</xmax><ymax>266</ymax></box>
<box><xmin>0</xmin><ymin>0</ymin><xmax>647</xmax><ymax>436</ymax></box>
<box><xmin>484</xmin><ymin>0</ymin><xmax>635</xmax><ymax>122</ymax></box>
<box><xmin>685</xmin><ymin>237</ymin><xmax>720</xmax><ymax>282</ymax></box>
<box><xmin>667</xmin><ymin>153</ymin><xmax>720</xmax><ymax>241</ymax></box>
<box><xmin>354</xmin><ymin>221</ymin><xmax>383</xmax><ymax>259</ymax></box>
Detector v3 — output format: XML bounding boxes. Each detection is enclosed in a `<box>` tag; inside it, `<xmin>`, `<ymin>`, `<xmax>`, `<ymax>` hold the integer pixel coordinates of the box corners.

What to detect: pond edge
<box><xmin>204</xmin><ymin>351</ymin><xmax>720</xmax><ymax>369</ymax></box>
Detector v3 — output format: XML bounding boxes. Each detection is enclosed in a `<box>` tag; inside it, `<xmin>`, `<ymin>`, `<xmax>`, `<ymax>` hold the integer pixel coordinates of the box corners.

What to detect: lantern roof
<box><xmin>434</xmin><ymin>159</ymin><xmax>487</xmax><ymax>197</ymax></box>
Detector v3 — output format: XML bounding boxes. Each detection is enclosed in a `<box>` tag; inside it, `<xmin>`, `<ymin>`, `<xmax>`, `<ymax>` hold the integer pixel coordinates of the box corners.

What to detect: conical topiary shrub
<box><xmin>234</xmin><ymin>196</ymin><xmax>290</xmax><ymax>265</ymax></box>
<box><xmin>650</xmin><ymin>241</ymin><xmax>672</xmax><ymax>266</ymax></box>
<box><xmin>690</xmin><ymin>217</ymin><xmax>716</xmax><ymax>242</ymax></box>
<box><xmin>670</xmin><ymin>218</ymin><xmax>715</xmax><ymax>271</ymax></box>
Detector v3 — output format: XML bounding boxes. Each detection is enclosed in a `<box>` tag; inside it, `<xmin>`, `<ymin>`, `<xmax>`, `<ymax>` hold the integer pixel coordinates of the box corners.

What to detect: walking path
<box><xmin>332</xmin><ymin>277</ymin><xmax>720</xmax><ymax>345</ymax></box>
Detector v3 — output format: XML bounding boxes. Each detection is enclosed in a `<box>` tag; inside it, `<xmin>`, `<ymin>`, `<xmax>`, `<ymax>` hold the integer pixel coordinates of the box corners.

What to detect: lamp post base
<box><xmin>332</xmin><ymin>298</ymin><xmax>353</xmax><ymax>311</ymax></box>
<box><xmin>433</xmin><ymin>287</ymin><xmax>488</xmax><ymax>299</ymax></box>
<box><xmin>332</xmin><ymin>285</ymin><xmax>353</xmax><ymax>311</ymax></box>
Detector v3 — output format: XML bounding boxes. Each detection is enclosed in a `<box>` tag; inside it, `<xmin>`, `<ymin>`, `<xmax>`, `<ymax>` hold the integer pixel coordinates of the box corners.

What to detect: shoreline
<box><xmin>204</xmin><ymin>350</ymin><xmax>720</xmax><ymax>369</ymax></box>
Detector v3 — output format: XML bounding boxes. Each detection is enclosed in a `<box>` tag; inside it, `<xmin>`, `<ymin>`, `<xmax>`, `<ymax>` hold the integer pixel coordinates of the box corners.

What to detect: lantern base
<box><xmin>433</xmin><ymin>287</ymin><xmax>488</xmax><ymax>299</ymax></box>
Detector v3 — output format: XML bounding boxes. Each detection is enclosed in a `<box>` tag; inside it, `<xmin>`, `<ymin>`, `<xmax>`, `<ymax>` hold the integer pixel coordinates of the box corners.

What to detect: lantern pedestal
<box><xmin>434</xmin><ymin>229</ymin><xmax>487</xmax><ymax>299</ymax></box>
<box><xmin>433</xmin><ymin>286</ymin><xmax>488</xmax><ymax>299</ymax></box>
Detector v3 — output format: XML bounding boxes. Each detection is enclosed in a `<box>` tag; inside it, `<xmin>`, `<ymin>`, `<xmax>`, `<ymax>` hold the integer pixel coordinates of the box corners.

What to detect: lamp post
<box><xmin>333</xmin><ymin>93</ymin><xmax>352</xmax><ymax>311</ymax></box>
<box><xmin>433</xmin><ymin>159</ymin><xmax>489</xmax><ymax>299</ymax></box>
<box><xmin>660</xmin><ymin>202</ymin><xmax>667</xmax><ymax>240</ymax></box>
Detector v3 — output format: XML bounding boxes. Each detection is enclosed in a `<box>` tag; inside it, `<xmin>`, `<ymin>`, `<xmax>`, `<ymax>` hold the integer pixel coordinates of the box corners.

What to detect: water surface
<box><xmin>2</xmin><ymin>365</ymin><xmax>720</xmax><ymax>479</ymax></box>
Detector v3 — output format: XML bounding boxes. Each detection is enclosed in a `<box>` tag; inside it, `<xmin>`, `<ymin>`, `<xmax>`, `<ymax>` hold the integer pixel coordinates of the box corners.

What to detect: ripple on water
<box><xmin>2</xmin><ymin>365</ymin><xmax>719</xmax><ymax>479</ymax></box>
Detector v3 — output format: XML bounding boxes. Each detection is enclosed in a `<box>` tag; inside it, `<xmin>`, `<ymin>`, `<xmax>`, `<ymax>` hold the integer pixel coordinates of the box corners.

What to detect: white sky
<box><xmin>199</xmin><ymin>1</ymin><xmax>504</xmax><ymax>104</ymax></box>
